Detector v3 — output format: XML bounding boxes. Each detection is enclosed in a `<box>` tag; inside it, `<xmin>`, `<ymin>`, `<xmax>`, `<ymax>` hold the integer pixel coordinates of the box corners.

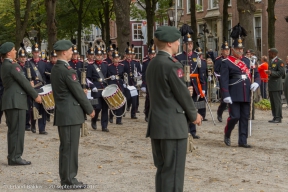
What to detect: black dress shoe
<box><xmin>268</xmin><ymin>118</ymin><xmax>276</xmax><ymax>123</ymax></box>
<box><xmin>116</xmin><ymin>122</ymin><xmax>123</xmax><ymax>125</ymax></box>
<box><xmin>202</xmin><ymin>118</ymin><xmax>208</xmax><ymax>121</ymax></box>
<box><xmin>102</xmin><ymin>128</ymin><xmax>109</xmax><ymax>132</ymax></box>
<box><xmin>25</xmin><ymin>127</ymin><xmax>31</xmax><ymax>131</ymax></box>
<box><xmin>131</xmin><ymin>116</ymin><xmax>138</xmax><ymax>119</ymax></box>
<box><xmin>224</xmin><ymin>136</ymin><xmax>231</xmax><ymax>146</ymax></box>
<box><xmin>217</xmin><ymin>115</ymin><xmax>222</xmax><ymax>122</ymax></box>
<box><xmin>91</xmin><ymin>121</ymin><xmax>97</xmax><ymax>130</ymax></box>
<box><xmin>272</xmin><ymin>119</ymin><xmax>282</xmax><ymax>123</ymax></box>
<box><xmin>31</xmin><ymin>127</ymin><xmax>36</xmax><ymax>133</ymax></box>
<box><xmin>61</xmin><ymin>184</ymin><xmax>87</xmax><ymax>190</ymax></box>
<box><xmin>126</xmin><ymin>107</ymin><xmax>130</xmax><ymax>112</ymax></box>
<box><xmin>238</xmin><ymin>144</ymin><xmax>252</xmax><ymax>148</ymax></box>
<box><xmin>39</xmin><ymin>131</ymin><xmax>48</xmax><ymax>135</ymax></box>
<box><xmin>8</xmin><ymin>159</ymin><xmax>31</xmax><ymax>166</ymax></box>
<box><xmin>192</xmin><ymin>135</ymin><xmax>200</xmax><ymax>139</ymax></box>
<box><xmin>109</xmin><ymin>118</ymin><xmax>113</xmax><ymax>123</ymax></box>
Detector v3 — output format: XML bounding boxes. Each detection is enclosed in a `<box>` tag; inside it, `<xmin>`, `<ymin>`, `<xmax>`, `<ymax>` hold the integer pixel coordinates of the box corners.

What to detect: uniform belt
<box><xmin>230</xmin><ymin>74</ymin><xmax>247</xmax><ymax>79</ymax></box>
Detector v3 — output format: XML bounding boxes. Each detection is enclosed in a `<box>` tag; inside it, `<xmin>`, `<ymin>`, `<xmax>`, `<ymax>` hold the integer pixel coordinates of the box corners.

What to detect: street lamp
<box><xmin>167</xmin><ymin>4</ymin><xmax>184</xmax><ymax>27</ymax></box>
<box><xmin>28</xmin><ymin>28</ymin><xmax>38</xmax><ymax>41</ymax></box>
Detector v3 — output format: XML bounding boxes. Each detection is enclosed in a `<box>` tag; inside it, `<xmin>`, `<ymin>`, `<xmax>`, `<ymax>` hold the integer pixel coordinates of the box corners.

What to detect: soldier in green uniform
<box><xmin>146</xmin><ymin>26</ymin><xmax>202</xmax><ymax>192</ymax></box>
<box><xmin>0</xmin><ymin>42</ymin><xmax>42</xmax><ymax>165</ymax></box>
<box><xmin>267</xmin><ymin>48</ymin><xmax>285</xmax><ymax>123</ymax></box>
<box><xmin>50</xmin><ymin>40</ymin><xmax>95</xmax><ymax>189</ymax></box>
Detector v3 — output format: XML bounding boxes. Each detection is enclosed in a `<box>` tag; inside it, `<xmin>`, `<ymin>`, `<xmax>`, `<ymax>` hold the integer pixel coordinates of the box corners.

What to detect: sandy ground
<box><xmin>0</xmin><ymin>96</ymin><xmax>287</xmax><ymax>192</ymax></box>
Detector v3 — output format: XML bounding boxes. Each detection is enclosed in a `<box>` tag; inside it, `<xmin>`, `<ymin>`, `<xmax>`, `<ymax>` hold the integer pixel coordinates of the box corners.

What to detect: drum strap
<box><xmin>29</xmin><ymin>61</ymin><xmax>44</xmax><ymax>83</ymax></box>
<box><xmin>93</xmin><ymin>64</ymin><xmax>107</xmax><ymax>84</ymax></box>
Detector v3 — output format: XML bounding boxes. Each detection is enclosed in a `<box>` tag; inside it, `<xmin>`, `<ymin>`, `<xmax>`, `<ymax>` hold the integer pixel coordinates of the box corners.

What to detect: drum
<box><xmin>102</xmin><ymin>84</ymin><xmax>126</xmax><ymax>110</ymax></box>
<box><xmin>39</xmin><ymin>84</ymin><xmax>55</xmax><ymax>110</ymax></box>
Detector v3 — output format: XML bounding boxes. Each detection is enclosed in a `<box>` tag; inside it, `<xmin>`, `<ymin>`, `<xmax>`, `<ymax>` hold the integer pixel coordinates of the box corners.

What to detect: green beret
<box><xmin>154</xmin><ymin>26</ymin><xmax>181</xmax><ymax>42</ymax></box>
<box><xmin>0</xmin><ymin>42</ymin><xmax>14</xmax><ymax>54</ymax></box>
<box><xmin>269</xmin><ymin>48</ymin><xmax>278</xmax><ymax>53</ymax></box>
<box><xmin>53</xmin><ymin>40</ymin><xmax>73</xmax><ymax>51</ymax></box>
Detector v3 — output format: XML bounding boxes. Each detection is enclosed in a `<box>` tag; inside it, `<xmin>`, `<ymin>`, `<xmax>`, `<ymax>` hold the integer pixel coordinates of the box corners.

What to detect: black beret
<box><xmin>154</xmin><ymin>26</ymin><xmax>181</xmax><ymax>42</ymax></box>
<box><xmin>0</xmin><ymin>42</ymin><xmax>14</xmax><ymax>54</ymax></box>
<box><xmin>53</xmin><ymin>40</ymin><xmax>73</xmax><ymax>51</ymax></box>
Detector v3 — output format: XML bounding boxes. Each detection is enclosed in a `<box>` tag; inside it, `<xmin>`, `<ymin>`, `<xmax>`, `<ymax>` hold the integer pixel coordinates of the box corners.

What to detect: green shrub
<box><xmin>255</xmin><ymin>99</ymin><xmax>271</xmax><ymax>110</ymax></box>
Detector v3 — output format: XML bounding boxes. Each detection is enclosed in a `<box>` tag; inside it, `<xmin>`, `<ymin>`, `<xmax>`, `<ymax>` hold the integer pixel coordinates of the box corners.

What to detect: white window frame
<box><xmin>254</xmin><ymin>16</ymin><xmax>262</xmax><ymax>55</ymax></box>
<box><xmin>208</xmin><ymin>0</ymin><xmax>219</xmax><ymax>10</ymax></box>
<box><xmin>187</xmin><ymin>0</ymin><xmax>191</xmax><ymax>14</ymax></box>
<box><xmin>177</xmin><ymin>0</ymin><xmax>183</xmax><ymax>8</ymax></box>
<box><xmin>132</xmin><ymin>23</ymin><xmax>143</xmax><ymax>41</ymax></box>
<box><xmin>133</xmin><ymin>46</ymin><xmax>144</xmax><ymax>60</ymax></box>
<box><xmin>196</xmin><ymin>0</ymin><xmax>203</xmax><ymax>12</ymax></box>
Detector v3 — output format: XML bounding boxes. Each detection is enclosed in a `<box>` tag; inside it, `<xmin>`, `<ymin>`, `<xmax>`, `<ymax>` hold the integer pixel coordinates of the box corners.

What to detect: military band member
<box><xmin>86</xmin><ymin>44</ymin><xmax>109</xmax><ymax>132</ymax></box>
<box><xmin>68</xmin><ymin>45</ymin><xmax>83</xmax><ymax>78</ymax></box>
<box><xmin>175</xmin><ymin>33</ymin><xmax>206</xmax><ymax>139</ymax></box>
<box><xmin>267</xmin><ymin>48</ymin><xmax>285</xmax><ymax>123</ymax></box>
<box><xmin>141</xmin><ymin>40</ymin><xmax>156</xmax><ymax>122</ymax></box>
<box><xmin>51</xmin><ymin>40</ymin><xmax>95</xmax><ymax>189</ymax></box>
<box><xmin>28</xmin><ymin>43</ymin><xmax>48</xmax><ymax>134</ymax></box>
<box><xmin>221</xmin><ymin>37</ymin><xmax>261</xmax><ymax>148</ymax></box>
<box><xmin>107</xmin><ymin>49</ymin><xmax>125</xmax><ymax>125</ymax></box>
<box><xmin>146</xmin><ymin>26</ymin><xmax>202</xmax><ymax>192</ymax></box>
<box><xmin>102</xmin><ymin>45</ymin><xmax>107</xmax><ymax>60</ymax></box>
<box><xmin>122</xmin><ymin>43</ymin><xmax>141</xmax><ymax>119</ymax></box>
<box><xmin>214</xmin><ymin>41</ymin><xmax>230</xmax><ymax>122</ymax></box>
<box><xmin>131</xmin><ymin>46</ymin><xmax>141</xmax><ymax>113</ymax></box>
<box><xmin>103</xmin><ymin>41</ymin><xmax>114</xmax><ymax>64</ymax></box>
<box><xmin>0</xmin><ymin>42</ymin><xmax>42</xmax><ymax>165</ymax></box>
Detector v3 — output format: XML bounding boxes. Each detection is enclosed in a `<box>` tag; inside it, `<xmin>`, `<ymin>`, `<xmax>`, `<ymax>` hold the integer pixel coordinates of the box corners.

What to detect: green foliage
<box><xmin>255</xmin><ymin>99</ymin><xmax>271</xmax><ymax>110</ymax></box>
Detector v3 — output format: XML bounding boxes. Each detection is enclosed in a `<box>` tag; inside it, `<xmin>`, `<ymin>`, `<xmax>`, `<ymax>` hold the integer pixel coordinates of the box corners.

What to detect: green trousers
<box><xmin>58</xmin><ymin>125</ymin><xmax>81</xmax><ymax>185</ymax></box>
<box><xmin>269</xmin><ymin>91</ymin><xmax>282</xmax><ymax>119</ymax></box>
<box><xmin>5</xmin><ymin>109</ymin><xmax>26</xmax><ymax>162</ymax></box>
<box><xmin>151</xmin><ymin>138</ymin><xmax>187</xmax><ymax>192</ymax></box>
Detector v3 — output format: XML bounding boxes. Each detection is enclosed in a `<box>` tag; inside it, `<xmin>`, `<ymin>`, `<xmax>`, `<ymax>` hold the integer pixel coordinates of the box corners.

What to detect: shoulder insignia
<box><xmin>71</xmin><ymin>73</ymin><xmax>77</xmax><ymax>81</ymax></box>
<box><xmin>143</xmin><ymin>59</ymin><xmax>148</xmax><ymax>63</ymax></box>
<box><xmin>222</xmin><ymin>58</ymin><xmax>228</xmax><ymax>61</ymax></box>
<box><xmin>275</xmin><ymin>59</ymin><xmax>278</xmax><ymax>62</ymax></box>
<box><xmin>102</xmin><ymin>60</ymin><xmax>107</xmax><ymax>64</ymax></box>
<box><xmin>15</xmin><ymin>66</ymin><xmax>21</xmax><ymax>72</ymax></box>
<box><xmin>169</xmin><ymin>56</ymin><xmax>178</xmax><ymax>63</ymax></box>
<box><xmin>64</xmin><ymin>63</ymin><xmax>72</xmax><ymax>70</ymax></box>
<box><xmin>119</xmin><ymin>63</ymin><xmax>124</xmax><ymax>66</ymax></box>
<box><xmin>175</xmin><ymin>52</ymin><xmax>182</xmax><ymax>56</ymax></box>
<box><xmin>108</xmin><ymin>64</ymin><xmax>112</xmax><ymax>66</ymax></box>
<box><xmin>281</xmin><ymin>63</ymin><xmax>284</xmax><ymax>67</ymax></box>
<box><xmin>215</xmin><ymin>56</ymin><xmax>221</xmax><ymax>60</ymax></box>
<box><xmin>177</xmin><ymin>68</ymin><xmax>183</xmax><ymax>78</ymax></box>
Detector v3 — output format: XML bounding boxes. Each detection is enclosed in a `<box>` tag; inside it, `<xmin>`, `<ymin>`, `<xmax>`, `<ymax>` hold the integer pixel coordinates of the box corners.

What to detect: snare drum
<box><xmin>39</xmin><ymin>84</ymin><xmax>55</xmax><ymax>110</ymax></box>
<box><xmin>102</xmin><ymin>84</ymin><xmax>126</xmax><ymax>110</ymax></box>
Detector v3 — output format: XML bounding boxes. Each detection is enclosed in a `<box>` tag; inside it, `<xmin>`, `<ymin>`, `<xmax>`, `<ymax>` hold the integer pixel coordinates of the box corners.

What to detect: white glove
<box><xmin>123</xmin><ymin>84</ymin><xmax>127</xmax><ymax>88</ymax></box>
<box><xmin>208</xmin><ymin>76</ymin><xmax>212</xmax><ymax>82</ymax></box>
<box><xmin>223</xmin><ymin>97</ymin><xmax>233</xmax><ymax>104</ymax></box>
<box><xmin>110</xmin><ymin>75</ymin><xmax>116</xmax><ymax>80</ymax></box>
<box><xmin>134</xmin><ymin>71</ymin><xmax>138</xmax><ymax>77</ymax></box>
<box><xmin>250</xmin><ymin>82</ymin><xmax>259</xmax><ymax>92</ymax></box>
<box><xmin>141</xmin><ymin>87</ymin><xmax>146</xmax><ymax>92</ymax></box>
<box><xmin>92</xmin><ymin>87</ymin><xmax>98</xmax><ymax>92</ymax></box>
<box><xmin>202</xmin><ymin>90</ymin><xmax>205</xmax><ymax>95</ymax></box>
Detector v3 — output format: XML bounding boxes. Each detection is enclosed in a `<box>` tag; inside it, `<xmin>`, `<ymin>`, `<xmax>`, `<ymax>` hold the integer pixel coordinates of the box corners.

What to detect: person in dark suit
<box><xmin>214</xmin><ymin>41</ymin><xmax>230</xmax><ymax>122</ymax></box>
<box><xmin>146</xmin><ymin>26</ymin><xmax>202</xmax><ymax>192</ymax></box>
<box><xmin>0</xmin><ymin>42</ymin><xmax>42</xmax><ymax>165</ymax></box>
<box><xmin>51</xmin><ymin>40</ymin><xmax>95</xmax><ymax>189</ymax></box>
<box><xmin>86</xmin><ymin>44</ymin><xmax>109</xmax><ymax>132</ymax></box>
<box><xmin>28</xmin><ymin>43</ymin><xmax>48</xmax><ymax>134</ymax></box>
<box><xmin>220</xmin><ymin>37</ymin><xmax>261</xmax><ymax>148</ymax></box>
<box><xmin>266</xmin><ymin>48</ymin><xmax>285</xmax><ymax>123</ymax></box>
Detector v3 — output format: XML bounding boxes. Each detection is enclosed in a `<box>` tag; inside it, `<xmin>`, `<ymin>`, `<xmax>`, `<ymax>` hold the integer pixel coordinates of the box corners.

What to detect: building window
<box><xmin>187</xmin><ymin>0</ymin><xmax>191</xmax><ymax>14</ymax></box>
<box><xmin>132</xmin><ymin>23</ymin><xmax>143</xmax><ymax>41</ymax></box>
<box><xmin>228</xmin><ymin>0</ymin><xmax>231</xmax><ymax>6</ymax></box>
<box><xmin>254</xmin><ymin>16</ymin><xmax>262</xmax><ymax>53</ymax></box>
<box><xmin>209</xmin><ymin>0</ymin><xmax>219</xmax><ymax>9</ymax></box>
<box><xmin>196</xmin><ymin>0</ymin><xmax>203</xmax><ymax>11</ymax></box>
<box><xmin>133</xmin><ymin>46</ymin><xmax>143</xmax><ymax>60</ymax></box>
<box><xmin>178</xmin><ymin>0</ymin><xmax>183</xmax><ymax>8</ymax></box>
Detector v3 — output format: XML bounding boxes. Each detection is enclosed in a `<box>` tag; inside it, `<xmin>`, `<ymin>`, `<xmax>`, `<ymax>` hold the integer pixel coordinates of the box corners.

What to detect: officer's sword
<box><xmin>203</xmin><ymin>95</ymin><xmax>216</xmax><ymax>126</ymax></box>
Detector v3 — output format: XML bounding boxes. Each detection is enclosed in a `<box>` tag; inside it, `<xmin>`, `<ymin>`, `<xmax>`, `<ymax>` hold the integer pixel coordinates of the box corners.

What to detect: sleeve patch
<box><xmin>72</xmin><ymin>74</ymin><xmax>77</xmax><ymax>81</ymax></box>
<box><xmin>177</xmin><ymin>68</ymin><xmax>183</xmax><ymax>78</ymax></box>
<box><xmin>16</xmin><ymin>67</ymin><xmax>21</xmax><ymax>72</ymax></box>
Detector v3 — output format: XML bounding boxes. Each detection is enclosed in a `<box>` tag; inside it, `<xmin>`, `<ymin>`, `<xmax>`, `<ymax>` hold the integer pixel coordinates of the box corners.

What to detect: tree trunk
<box><xmin>14</xmin><ymin>0</ymin><xmax>32</xmax><ymax>51</ymax></box>
<box><xmin>77</xmin><ymin>0</ymin><xmax>84</xmax><ymax>55</ymax></box>
<box><xmin>237</xmin><ymin>0</ymin><xmax>256</xmax><ymax>50</ymax></box>
<box><xmin>45</xmin><ymin>0</ymin><xmax>57</xmax><ymax>53</ymax></box>
<box><xmin>145</xmin><ymin>0</ymin><xmax>157</xmax><ymax>46</ymax></box>
<box><xmin>222</xmin><ymin>0</ymin><xmax>229</xmax><ymax>41</ymax></box>
<box><xmin>104</xmin><ymin>1</ymin><xmax>111</xmax><ymax>45</ymax></box>
<box><xmin>113</xmin><ymin>0</ymin><xmax>130</xmax><ymax>56</ymax></box>
<box><xmin>267</xmin><ymin>0</ymin><xmax>276</xmax><ymax>48</ymax></box>
<box><xmin>190</xmin><ymin>0</ymin><xmax>197</xmax><ymax>48</ymax></box>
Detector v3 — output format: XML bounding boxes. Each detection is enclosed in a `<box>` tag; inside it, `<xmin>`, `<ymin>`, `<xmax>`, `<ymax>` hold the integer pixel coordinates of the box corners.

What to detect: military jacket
<box><xmin>146</xmin><ymin>51</ymin><xmax>197</xmax><ymax>139</ymax></box>
<box><xmin>141</xmin><ymin>58</ymin><xmax>151</xmax><ymax>87</ymax></box>
<box><xmin>86</xmin><ymin>61</ymin><xmax>108</xmax><ymax>98</ymax></box>
<box><xmin>51</xmin><ymin>60</ymin><xmax>93</xmax><ymax>126</ymax></box>
<box><xmin>220</xmin><ymin>56</ymin><xmax>261</xmax><ymax>102</ymax></box>
<box><xmin>69</xmin><ymin>59</ymin><xmax>83</xmax><ymax>78</ymax></box>
<box><xmin>268</xmin><ymin>57</ymin><xmax>285</xmax><ymax>91</ymax></box>
<box><xmin>27</xmin><ymin>59</ymin><xmax>47</xmax><ymax>88</ymax></box>
<box><xmin>214</xmin><ymin>56</ymin><xmax>225</xmax><ymax>74</ymax></box>
<box><xmin>107</xmin><ymin>63</ymin><xmax>125</xmax><ymax>92</ymax></box>
<box><xmin>104</xmin><ymin>57</ymin><xmax>113</xmax><ymax>64</ymax></box>
<box><xmin>1</xmin><ymin>59</ymin><xmax>38</xmax><ymax>110</ymax></box>
<box><xmin>122</xmin><ymin>59</ymin><xmax>141</xmax><ymax>86</ymax></box>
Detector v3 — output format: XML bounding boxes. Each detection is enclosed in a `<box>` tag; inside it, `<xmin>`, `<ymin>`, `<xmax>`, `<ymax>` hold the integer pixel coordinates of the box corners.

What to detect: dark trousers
<box><xmin>92</xmin><ymin>97</ymin><xmax>108</xmax><ymax>129</ymax></box>
<box><xmin>269</xmin><ymin>91</ymin><xmax>282</xmax><ymax>119</ymax></box>
<box><xmin>151</xmin><ymin>138</ymin><xmax>187</xmax><ymax>192</ymax></box>
<box><xmin>31</xmin><ymin>102</ymin><xmax>47</xmax><ymax>132</ymax></box>
<box><xmin>136</xmin><ymin>90</ymin><xmax>139</xmax><ymax>111</ymax></box>
<box><xmin>224</xmin><ymin>102</ymin><xmax>250</xmax><ymax>145</ymax></box>
<box><xmin>5</xmin><ymin>109</ymin><xmax>26</xmax><ymax>162</ymax></box>
<box><xmin>189</xmin><ymin>95</ymin><xmax>198</xmax><ymax>136</ymax></box>
<box><xmin>109</xmin><ymin>105</ymin><xmax>125</xmax><ymax>123</ymax></box>
<box><xmin>124</xmin><ymin>88</ymin><xmax>137</xmax><ymax>117</ymax></box>
<box><xmin>260</xmin><ymin>81</ymin><xmax>268</xmax><ymax>99</ymax></box>
<box><xmin>198</xmin><ymin>97</ymin><xmax>206</xmax><ymax>119</ymax></box>
<box><xmin>144</xmin><ymin>91</ymin><xmax>150</xmax><ymax>118</ymax></box>
<box><xmin>217</xmin><ymin>101</ymin><xmax>227</xmax><ymax>117</ymax></box>
<box><xmin>58</xmin><ymin>125</ymin><xmax>81</xmax><ymax>185</ymax></box>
